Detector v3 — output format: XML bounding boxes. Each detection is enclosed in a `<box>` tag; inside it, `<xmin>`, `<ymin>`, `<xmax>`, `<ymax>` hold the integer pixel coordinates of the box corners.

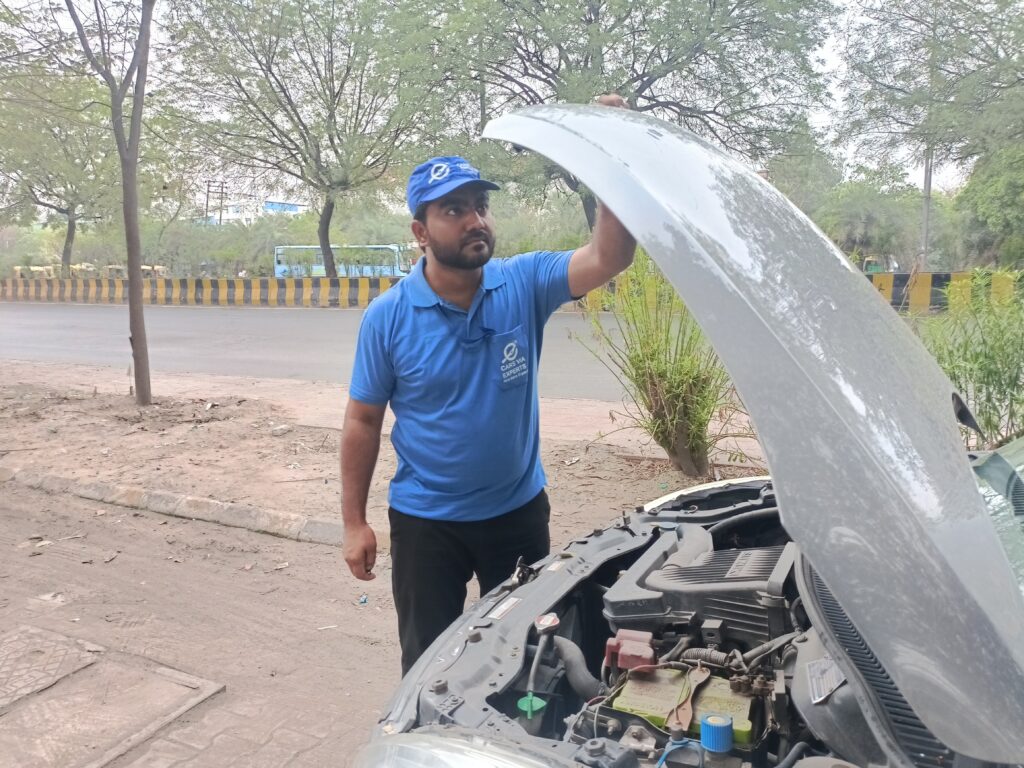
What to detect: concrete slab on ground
<box><xmin>0</xmin><ymin>625</ymin><xmax>102</xmax><ymax>708</ymax></box>
<box><xmin>0</xmin><ymin>625</ymin><xmax>222</xmax><ymax>768</ymax></box>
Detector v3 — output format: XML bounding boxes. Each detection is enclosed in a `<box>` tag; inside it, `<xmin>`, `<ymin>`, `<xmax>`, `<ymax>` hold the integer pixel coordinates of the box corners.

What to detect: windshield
<box><xmin>974</xmin><ymin>436</ymin><xmax>1024</xmax><ymax>596</ymax></box>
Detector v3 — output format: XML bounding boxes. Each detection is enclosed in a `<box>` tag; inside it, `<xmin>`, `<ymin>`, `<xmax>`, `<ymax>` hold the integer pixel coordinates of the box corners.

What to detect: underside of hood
<box><xmin>483</xmin><ymin>104</ymin><xmax>1024</xmax><ymax>762</ymax></box>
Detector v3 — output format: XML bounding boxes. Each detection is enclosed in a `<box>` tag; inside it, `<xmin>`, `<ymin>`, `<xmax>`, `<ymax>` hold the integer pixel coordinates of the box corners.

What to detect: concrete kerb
<box><xmin>0</xmin><ymin>465</ymin><xmax>343</xmax><ymax>547</ymax></box>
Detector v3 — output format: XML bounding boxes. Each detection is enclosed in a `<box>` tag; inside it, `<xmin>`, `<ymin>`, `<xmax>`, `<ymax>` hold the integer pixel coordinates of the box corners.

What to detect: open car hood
<box><xmin>483</xmin><ymin>105</ymin><xmax>1024</xmax><ymax>762</ymax></box>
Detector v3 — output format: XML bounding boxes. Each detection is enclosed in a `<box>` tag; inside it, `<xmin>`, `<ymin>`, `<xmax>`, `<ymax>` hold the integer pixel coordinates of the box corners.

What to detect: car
<box><xmin>355</xmin><ymin>105</ymin><xmax>1024</xmax><ymax>768</ymax></box>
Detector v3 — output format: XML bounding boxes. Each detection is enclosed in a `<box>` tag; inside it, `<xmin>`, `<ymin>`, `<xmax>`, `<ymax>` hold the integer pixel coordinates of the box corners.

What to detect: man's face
<box><xmin>412</xmin><ymin>184</ymin><xmax>496</xmax><ymax>270</ymax></box>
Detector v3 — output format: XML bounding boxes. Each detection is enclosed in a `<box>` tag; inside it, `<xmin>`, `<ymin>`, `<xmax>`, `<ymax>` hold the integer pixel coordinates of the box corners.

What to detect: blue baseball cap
<box><xmin>406</xmin><ymin>155</ymin><xmax>500</xmax><ymax>216</ymax></box>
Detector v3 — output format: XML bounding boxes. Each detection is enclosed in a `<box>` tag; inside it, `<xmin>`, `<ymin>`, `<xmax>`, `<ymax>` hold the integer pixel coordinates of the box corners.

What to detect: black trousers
<box><xmin>389</xmin><ymin>490</ymin><xmax>551</xmax><ymax>676</ymax></box>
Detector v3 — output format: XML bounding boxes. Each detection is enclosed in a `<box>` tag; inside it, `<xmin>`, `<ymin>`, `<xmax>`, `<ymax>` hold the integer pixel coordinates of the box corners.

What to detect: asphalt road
<box><xmin>0</xmin><ymin>303</ymin><xmax>625</xmax><ymax>402</ymax></box>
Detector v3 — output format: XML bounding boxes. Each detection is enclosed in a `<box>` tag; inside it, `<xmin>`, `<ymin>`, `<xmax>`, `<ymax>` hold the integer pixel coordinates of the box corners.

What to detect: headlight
<box><xmin>353</xmin><ymin>731</ymin><xmax>572</xmax><ymax>768</ymax></box>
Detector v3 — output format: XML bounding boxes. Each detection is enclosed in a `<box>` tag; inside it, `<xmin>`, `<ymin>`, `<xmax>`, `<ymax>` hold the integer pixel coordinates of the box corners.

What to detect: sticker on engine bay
<box><xmin>806</xmin><ymin>656</ymin><xmax>847</xmax><ymax>704</ymax></box>
<box><xmin>486</xmin><ymin>596</ymin><xmax>521</xmax><ymax>620</ymax></box>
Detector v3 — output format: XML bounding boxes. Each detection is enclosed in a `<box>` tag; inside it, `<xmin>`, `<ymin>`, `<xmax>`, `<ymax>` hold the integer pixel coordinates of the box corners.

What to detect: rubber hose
<box><xmin>527</xmin><ymin>634</ymin><xmax>551</xmax><ymax>694</ymax></box>
<box><xmin>551</xmin><ymin>636</ymin><xmax>605</xmax><ymax>700</ymax></box>
<box><xmin>776</xmin><ymin>741</ymin><xmax>812</xmax><ymax>768</ymax></box>
<box><xmin>708</xmin><ymin>508</ymin><xmax>780</xmax><ymax>535</ymax></box>
<box><xmin>789</xmin><ymin>597</ymin><xmax>807</xmax><ymax>632</ymax></box>
<box><xmin>680</xmin><ymin>647</ymin><xmax>731</xmax><ymax>666</ymax></box>
<box><xmin>665</xmin><ymin>524</ymin><xmax>714</xmax><ymax>568</ymax></box>
<box><xmin>742</xmin><ymin>632</ymin><xmax>801</xmax><ymax>667</ymax></box>
<box><xmin>660</xmin><ymin>635</ymin><xmax>695</xmax><ymax>663</ymax></box>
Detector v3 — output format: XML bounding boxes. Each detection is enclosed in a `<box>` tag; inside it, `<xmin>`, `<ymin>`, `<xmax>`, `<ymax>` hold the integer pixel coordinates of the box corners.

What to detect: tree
<box><xmin>762</xmin><ymin>121</ymin><xmax>843</xmax><ymax>217</ymax></box>
<box><xmin>813</xmin><ymin>166</ymin><xmax>922</xmax><ymax>268</ymax></box>
<box><xmin>841</xmin><ymin>0</ymin><xmax>1019</xmax><ymax>266</ymax></box>
<box><xmin>0</xmin><ymin>225</ymin><xmax>58</xmax><ymax>277</ymax></box>
<box><xmin>927</xmin><ymin>194</ymin><xmax>974</xmax><ymax>271</ymax></box>
<box><xmin>442</xmin><ymin>0</ymin><xmax>836</xmax><ymax>227</ymax></box>
<box><xmin>169</xmin><ymin>0</ymin><xmax>441</xmax><ymax>278</ymax></box>
<box><xmin>957</xmin><ymin>146</ymin><xmax>1024</xmax><ymax>267</ymax></box>
<box><xmin>943</xmin><ymin>3</ymin><xmax>1024</xmax><ymax>158</ymax></box>
<box><xmin>0</xmin><ymin>7</ymin><xmax>18</xmax><ymax>70</ymax></box>
<box><xmin>0</xmin><ymin>77</ymin><xmax>120</xmax><ymax>274</ymax></box>
<box><xmin>3</xmin><ymin>0</ymin><xmax>158</xmax><ymax>403</ymax></box>
<box><xmin>61</xmin><ymin>0</ymin><xmax>157</xmax><ymax>405</ymax></box>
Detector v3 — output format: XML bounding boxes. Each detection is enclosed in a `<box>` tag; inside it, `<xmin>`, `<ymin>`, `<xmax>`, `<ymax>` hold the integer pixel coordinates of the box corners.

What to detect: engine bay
<box><xmin>482</xmin><ymin>489</ymin><xmax>824</xmax><ymax>768</ymax></box>
<box><xmin>380</xmin><ymin>479</ymin><xmax>990</xmax><ymax>768</ymax></box>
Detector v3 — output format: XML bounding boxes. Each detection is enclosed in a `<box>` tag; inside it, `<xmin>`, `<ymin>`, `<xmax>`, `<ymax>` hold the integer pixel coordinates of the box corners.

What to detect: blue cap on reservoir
<box><xmin>700</xmin><ymin>714</ymin><xmax>734</xmax><ymax>753</ymax></box>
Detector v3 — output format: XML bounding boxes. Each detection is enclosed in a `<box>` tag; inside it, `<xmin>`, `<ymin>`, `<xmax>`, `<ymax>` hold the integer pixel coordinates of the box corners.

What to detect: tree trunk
<box><xmin>920</xmin><ymin>143</ymin><xmax>933</xmax><ymax>270</ymax></box>
<box><xmin>318</xmin><ymin>196</ymin><xmax>338</xmax><ymax>278</ymax></box>
<box><xmin>476</xmin><ymin>36</ymin><xmax>487</xmax><ymax>133</ymax></box>
<box><xmin>665</xmin><ymin>416</ymin><xmax>709</xmax><ymax>478</ymax></box>
<box><xmin>585</xmin><ymin>1</ymin><xmax>604</xmax><ymax>79</ymax></box>
<box><xmin>120</xmin><ymin>151</ymin><xmax>152</xmax><ymax>405</ymax></box>
<box><xmin>117</xmin><ymin>0</ymin><xmax>156</xmax><ymax>406</ymax></box>
<box><xmin>61</xmin><ymin>213</ymin><xmax>77</xmax><ymax>278</ymax></box>
<box><xmin>478</xmin><ymin>77</ymin><xmax>487</xmax><ymax>133</ymax></box>
<box><xmin>64</xmin><ymin>0</ymin><xmax>153</xmax><ymax>404</ymax></box>
<box><xmin>562</xmin><ymin>172</ymin><xmax>599</xmax><ymax>230</ymax></box>
<box><xmin>580</xmin><ymin>192</ymin><xmax>598</xmax><ymax>231</ymax></box>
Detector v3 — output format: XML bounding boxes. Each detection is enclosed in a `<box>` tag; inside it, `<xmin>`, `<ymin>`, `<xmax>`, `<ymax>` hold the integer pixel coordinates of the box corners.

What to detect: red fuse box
<box><xmin>604</xmin><ymin>629</ymin><xmax>655</xmax><ymax>670</ymax></box>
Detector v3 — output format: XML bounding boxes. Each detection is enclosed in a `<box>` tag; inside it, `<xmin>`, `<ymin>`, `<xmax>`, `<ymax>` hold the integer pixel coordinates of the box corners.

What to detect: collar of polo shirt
<box><xmin>404</xmin><ymin>256</ymin><xmax>506</xmax><ymax>309</ymax></box>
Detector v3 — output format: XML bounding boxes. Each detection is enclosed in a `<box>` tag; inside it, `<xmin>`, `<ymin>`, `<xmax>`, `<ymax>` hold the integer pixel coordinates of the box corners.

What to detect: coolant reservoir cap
<box><xmin>517</xmin><ymin>693</ymin><xmax>547</xmax><ymax>720</ymax></box>
<box><xmin>534</xmin><ymin>613</ymin><xmax>560</xmax><ymax>634</ymax></box>
<box><xmin>700</xmin><ymin>714</ymin><xmax>734</xmax><ymax>753</ymax></box>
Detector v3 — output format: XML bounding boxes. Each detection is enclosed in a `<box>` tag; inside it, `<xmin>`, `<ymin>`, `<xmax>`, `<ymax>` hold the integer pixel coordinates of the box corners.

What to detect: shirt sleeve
<box><xmin>349</xmin><ymin>313</ymin><xmax>394</xmax><ymax>405</ymax></box>
<box><xmin>526</xmin><ymin>249</ymin><xmax>575</xmax><ymax>319</ymax></box>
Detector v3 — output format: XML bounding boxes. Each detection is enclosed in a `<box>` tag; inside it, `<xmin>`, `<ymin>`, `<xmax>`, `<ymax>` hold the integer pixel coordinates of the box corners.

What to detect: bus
<box><xmin>273</xmin><ymin>244</ymin><xmax>414</xmax><ymax>278</ymax></box>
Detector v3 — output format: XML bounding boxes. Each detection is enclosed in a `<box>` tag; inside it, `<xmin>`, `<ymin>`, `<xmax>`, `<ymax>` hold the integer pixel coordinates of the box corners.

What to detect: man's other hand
<box><xmin>595</xmin><ymin>93</ymin><xmax>629</xmax><ymax>109</ymax></box>
<box><xmin>344</xmin><ymin>522</ymin><xmax>377</xmax><ymax>580</ymax></box>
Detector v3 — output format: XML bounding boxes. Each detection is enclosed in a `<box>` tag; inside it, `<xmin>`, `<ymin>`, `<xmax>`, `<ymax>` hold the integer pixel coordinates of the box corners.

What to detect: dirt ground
<box><xmin>0</xmin><ymin>482</ymin><xmax>400</xmax><ymax>766</ymax></box>
<box><xmin>0</xmin><ymin>361</ymin><xmax>764</xmax><ymax>765</ymax></box>
<box><xmin>0</xmin><ymin>364</ymin><xmax>762</xmax><ymax>547</ymax></box>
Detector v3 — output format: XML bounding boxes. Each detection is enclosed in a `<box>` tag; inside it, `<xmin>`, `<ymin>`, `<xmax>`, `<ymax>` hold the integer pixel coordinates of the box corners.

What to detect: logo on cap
<box><xmin>429</xmin><ymin>163</ymin><xmax>450</xmax><ymax>183</ymax></box>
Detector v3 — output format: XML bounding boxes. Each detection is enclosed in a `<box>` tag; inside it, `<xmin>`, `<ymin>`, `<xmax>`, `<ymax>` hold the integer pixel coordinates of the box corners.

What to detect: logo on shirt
<box><xmin>429</xmin><ymin>163</ymin><xmax>450</xmax><ymax>183</ymax></box>
<box><xmin>500</xmin><ymin>340</ymin><xmax>528</xmax><ymax>387</ymax></box>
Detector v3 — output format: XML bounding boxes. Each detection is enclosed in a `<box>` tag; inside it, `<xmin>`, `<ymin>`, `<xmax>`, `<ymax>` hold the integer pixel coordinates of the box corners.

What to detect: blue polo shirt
<box><xmin>349</xmin><ymin>250</ymin><xmax>574</xmax><ymax>521</ymax></box>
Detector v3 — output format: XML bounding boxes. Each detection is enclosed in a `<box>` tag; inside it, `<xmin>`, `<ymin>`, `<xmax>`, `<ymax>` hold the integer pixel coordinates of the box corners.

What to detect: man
<box><xmin>342</xmin><ymin>96</ymin><xmax>636</xmax><ymax>675</ymax></box>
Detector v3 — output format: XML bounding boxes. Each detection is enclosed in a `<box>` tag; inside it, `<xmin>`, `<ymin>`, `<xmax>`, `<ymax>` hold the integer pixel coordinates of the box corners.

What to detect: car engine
<box><xmin>376</xmin><ymin>479</ymin><xmax>1004</xmax><ymax>768</ymax></box>
<box><xmin>451</xmin><ymin>482</ymin><xmax>836</xmax><ymax>768</ymax></box>
<box><xmin>519</xmin><ymin>504</ymin><xmax>812</xmax><ymax>767</ymax></box>
<box><xmin>583</xmin><ymin>525</ymin><xmax>801</xmax><ymax>766</ymax></box>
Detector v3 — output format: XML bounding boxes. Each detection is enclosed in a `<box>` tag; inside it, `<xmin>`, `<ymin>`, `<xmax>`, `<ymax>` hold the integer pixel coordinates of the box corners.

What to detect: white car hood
<box><xmin>483</xmin><ymin>105</ymin><xmax>1024</xmax><ymax>762</ymax></box>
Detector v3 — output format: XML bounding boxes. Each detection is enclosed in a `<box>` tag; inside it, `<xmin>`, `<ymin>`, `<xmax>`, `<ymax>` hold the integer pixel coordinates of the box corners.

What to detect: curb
<box><xmin>0</xmin><ymin>466</ymin><xmax>344</xmax><ymax>547</ymax></box>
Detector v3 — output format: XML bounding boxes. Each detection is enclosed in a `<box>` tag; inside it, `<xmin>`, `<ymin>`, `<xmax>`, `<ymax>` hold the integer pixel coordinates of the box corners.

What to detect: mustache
<box><xmin>462</xmin><ymin>231</ymin><xmax>492</xmax><ymax>247</ymax></box>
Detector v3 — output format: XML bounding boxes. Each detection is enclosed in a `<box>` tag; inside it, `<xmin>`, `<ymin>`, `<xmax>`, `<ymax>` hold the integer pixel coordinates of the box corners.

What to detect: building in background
<box><xmin>204</xmin><ymin>197</ymin><xmax>307</xmax><ymax>226</ymax></box>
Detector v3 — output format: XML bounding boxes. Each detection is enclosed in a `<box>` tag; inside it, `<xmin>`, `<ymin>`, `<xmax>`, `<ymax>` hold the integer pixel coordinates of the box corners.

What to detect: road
<box><xmin>0</xmin><ymin>303</ymin><xmax>625</xmax><ymax>402</ymax></box>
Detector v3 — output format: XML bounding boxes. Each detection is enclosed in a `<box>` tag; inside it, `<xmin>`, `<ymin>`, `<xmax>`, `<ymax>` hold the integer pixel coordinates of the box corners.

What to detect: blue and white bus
<box><xmin>273</xmin><ymin>244</ymin><xmax>413</xmax><ymax>278</ymax></box>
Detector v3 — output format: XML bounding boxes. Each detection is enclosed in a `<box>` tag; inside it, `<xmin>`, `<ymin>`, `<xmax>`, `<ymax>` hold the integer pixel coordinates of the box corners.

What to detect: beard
<box><xmin>428</xmin><ymin>231</ymin><xmax>496</xmax><ymax>270</ymax></box>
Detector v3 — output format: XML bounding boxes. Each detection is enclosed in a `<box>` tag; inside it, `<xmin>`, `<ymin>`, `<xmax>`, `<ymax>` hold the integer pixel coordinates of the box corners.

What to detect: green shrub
<box><xmin>577</xmin><ymin>251</ymin><xmax>755</xmax><ymax>477</ymax></box>
<box><xmin>920</xmin><ymin>270</ymin><xmax>1024</xmax><ymax>448</ymax></box>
